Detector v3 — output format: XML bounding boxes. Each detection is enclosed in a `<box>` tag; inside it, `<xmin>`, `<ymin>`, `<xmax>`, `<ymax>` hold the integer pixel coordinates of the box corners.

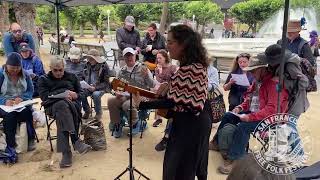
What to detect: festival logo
<box><xmin>251</xmin><ymin>113</ymin><xmax>312</xmax><ymax>175</ymax></box>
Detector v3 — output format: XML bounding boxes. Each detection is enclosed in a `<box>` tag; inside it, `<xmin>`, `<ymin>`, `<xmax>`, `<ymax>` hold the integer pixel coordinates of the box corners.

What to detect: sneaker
<box><xmin>113</xmin><ymin>124</ymin><xmax>123</xmax><ymax>138</ymax></box>
<box><xmin>82</xmin><ymin>111</ymin><xmax>91</xmax><ymax>119</ymax></box>
<box><xmin>59</xmin><ymin>151</ymin><xmax>72</xmax><ymax>168</ymax></box>
<box><xmin>73</xmin><ymin>140</ymin><xmax>92</xmax><ymax>154</ymax></box>
<box><xmin>155</xmin><ymin>137</ymin><xmax>168</xmax><ymax>151</ymax></box>
<box><xmin>217</xmin><ymin>159</ymin><xmax>235</xmax><ymax>174</ymax></box>
<box><xmin>152</xmin><ymin>119</ymin><xmax>163</xmax><ymax>127</ymax></box>
<box><xmin>131</xmin><ymin>121</ymin><xmax>141</xmax><ymax>136</ymax></box>
<box><xmin>27</xmin><ymin>139</ymin><xmax>36</xmax><ymax>152</ymax></box>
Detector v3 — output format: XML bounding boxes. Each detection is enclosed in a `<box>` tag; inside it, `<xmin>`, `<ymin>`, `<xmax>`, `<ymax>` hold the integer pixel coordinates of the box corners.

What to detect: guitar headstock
<box><xmin>111</xmin><ymin>78</ymin><xmax>128</xmax><ymax>92</ymax></box>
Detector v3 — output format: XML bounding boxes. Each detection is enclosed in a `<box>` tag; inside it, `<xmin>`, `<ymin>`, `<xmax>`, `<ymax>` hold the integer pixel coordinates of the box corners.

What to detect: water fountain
<box><xmin>204</xmin><ymin>8</ymin><xmax>319</xmax><ymax>60</ymax></box>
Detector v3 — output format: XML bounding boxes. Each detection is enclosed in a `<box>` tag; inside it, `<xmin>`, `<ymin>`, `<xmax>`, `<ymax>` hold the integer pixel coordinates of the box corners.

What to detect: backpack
<box><xmin>299</xmin><ymin>58</ymin><xmax>317</xmax><ymax>92</ymax></box>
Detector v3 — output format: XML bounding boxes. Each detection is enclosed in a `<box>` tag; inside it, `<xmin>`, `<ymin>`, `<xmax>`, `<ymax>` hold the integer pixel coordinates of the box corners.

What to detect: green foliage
<box><xmin>35</xmin><ymin>5</ymin><xmax>55</xmax><ymax>30</ymax></box>
<box><xmin>291</xmin><ymin>0</ymin><xmax>320</xmax><ymax>20</ymax></box>
<box><xmin>186</xmin><ymin>0</ymin><xmax>223</xmax><ymax>25</ymax></box>
<box><xmin>168</xmin><ymin>2</ymin><xmax>187</xmax><ymax>23</ymax></box>
<box><xmin>229</xmin><ymin>0</ymin><xmax>283</xmax><ymax>32</ymax></box>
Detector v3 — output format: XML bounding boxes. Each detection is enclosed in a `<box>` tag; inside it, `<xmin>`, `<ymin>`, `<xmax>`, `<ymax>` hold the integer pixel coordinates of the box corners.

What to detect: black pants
<box><xmin>163</xmin><ymin>111</ymin><xmax>211</xmax><ymax>180</ymax></box>
<box><xmin>1</xmin><ymin>106</ymin><xmax>35</xmax><ymax>148</ymax></box>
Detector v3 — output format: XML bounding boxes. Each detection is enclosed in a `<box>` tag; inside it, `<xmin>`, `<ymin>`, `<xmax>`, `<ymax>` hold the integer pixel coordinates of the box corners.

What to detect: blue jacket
<box><xmin>2</xmin><ymin>32</ymin><xmax>35</xmax><ymax>56</ymax></box>
<box><xmin>0</xmin><ymin>68</ymin><xmax>34</xmax><ymax>105</ymax></box>
<box><xmin>22</xmin><ymin>54</ymin><xmax>45</xmax><ymax>97</ymax></box>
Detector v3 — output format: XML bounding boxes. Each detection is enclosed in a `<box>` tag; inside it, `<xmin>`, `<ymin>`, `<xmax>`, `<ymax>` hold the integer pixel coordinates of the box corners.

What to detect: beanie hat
<box><xmin>6</xmin><ymin>52</ymin><xmax>22</xmax><ymax>66</ymax></box>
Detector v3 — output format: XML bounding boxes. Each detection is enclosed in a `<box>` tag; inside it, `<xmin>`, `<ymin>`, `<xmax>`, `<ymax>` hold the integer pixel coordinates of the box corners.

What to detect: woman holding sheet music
<box><xmin>0</xmin><ymin>52</ymin><xmax>36</xmax><ymax>153</ymax></box>
<box><xmin>223</xmin><ymin>53</ymin><xmax>254</xmax><ymax>111</ymax></box>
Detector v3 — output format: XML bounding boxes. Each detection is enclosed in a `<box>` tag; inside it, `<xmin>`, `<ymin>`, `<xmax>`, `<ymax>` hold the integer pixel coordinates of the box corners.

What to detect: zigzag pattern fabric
<box><xmin>167</xmin><ymin>63</ymin><xmax>208</xmax><ymax>113</ymax></box>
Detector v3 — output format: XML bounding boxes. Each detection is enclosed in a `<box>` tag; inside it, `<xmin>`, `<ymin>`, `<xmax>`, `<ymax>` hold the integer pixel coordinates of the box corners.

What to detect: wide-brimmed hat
<box><xmin>19</xmin><ymin>42</ymin><xmax>32</xmax><ymax>52</ymax></box>
<box><xmin>287</xmin><ymin>19</ymin><xmax>301</xmax><ymax>33</ymax></box>
<box><xmin>84</xmin><ymin>49</ymin><xmax>105</xmax><ymax>63</ymax></box>
<box><xmin>257</xmin><ymin>44</ymin><xmax>292</xmax><ymax>66</ymax></box>
<box><xmin>123</xmin><ymin>47</ymin><xmax>136</xmax><ymax>56</ymax></box>
<box><xmin>68</xmin><ymin>47</ymin><xmax>81</xmax><ymax>59</ymax></box>
<box><xmin>243</xmin><ymin>57</ymin><xmax>268</xmax><ymax>71</ymax></box>
<box><xmin>125</xmin><ymin>16</ymin><xmax>135</xmax><ymax>26</ymax></box>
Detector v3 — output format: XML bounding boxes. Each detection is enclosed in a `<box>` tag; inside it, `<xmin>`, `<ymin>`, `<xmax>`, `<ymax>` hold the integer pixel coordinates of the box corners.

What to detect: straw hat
<box><xmin>287</xmin><ymin>20</ymin><xmax>301</xmax><ymax>33</ymax></box>
<box><xmin>243</xmin><ymin>57</ymin><xmax>268</xmax><ymax>71</ymax></box>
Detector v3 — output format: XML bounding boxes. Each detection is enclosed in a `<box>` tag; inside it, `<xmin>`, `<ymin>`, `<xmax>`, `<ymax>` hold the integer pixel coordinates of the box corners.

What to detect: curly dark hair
<box><xmin>169</xmin><ymin>25</ymin><xmax>208</xmax><ymax>67</ymax></box>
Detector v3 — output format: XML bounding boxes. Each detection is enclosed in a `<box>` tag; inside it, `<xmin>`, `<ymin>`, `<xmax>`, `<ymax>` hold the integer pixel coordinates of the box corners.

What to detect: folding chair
<box><xmin>44</xmin><ymin>112</ymin><xmax>57</xmax><ymax>152</ymax></box>
<box><xmin>110</xmin><ymin>109</ymin><xmax>150</xmax><ymax>138</ymax></box>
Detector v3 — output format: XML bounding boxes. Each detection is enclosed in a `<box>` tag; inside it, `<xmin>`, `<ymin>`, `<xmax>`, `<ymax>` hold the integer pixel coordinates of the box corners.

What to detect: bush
<box><xmin>0</xmin><ymin>48</ymin><xmax>4</xmax><ymax>56</ymax></box>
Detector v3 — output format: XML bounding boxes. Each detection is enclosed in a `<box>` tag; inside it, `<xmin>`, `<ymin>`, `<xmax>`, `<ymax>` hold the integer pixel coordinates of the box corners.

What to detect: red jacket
<box><xmin>238</xmin><ymin>72</ymin><xmax>289</xmax><ymax>122</ymax></box>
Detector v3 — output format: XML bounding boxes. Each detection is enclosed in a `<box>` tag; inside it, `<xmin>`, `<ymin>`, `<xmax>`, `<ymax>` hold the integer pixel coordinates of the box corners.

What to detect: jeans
<box><xmin>82</xmin><ymin>90</ymin><xmax>105</xmax><ymax>114</ymax></box>
<box><xmin>1</xmin><ymin>106</ymin><xmax>35</xmax><ymax>148</ymax></box>
<box><xmin>217</xmin><ymin>112</ymin><xmax>260</xmax><ymax>160</ymax></box>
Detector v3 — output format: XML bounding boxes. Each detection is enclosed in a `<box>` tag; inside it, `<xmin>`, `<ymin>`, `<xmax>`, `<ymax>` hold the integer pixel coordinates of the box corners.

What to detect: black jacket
<box><xmin>141</xmin><ymin>32</ymin><xmax>167</xmax><ymax>63</ymax></box>
<box><xmin>38</xmin><ymin>71</ymin><xmax>83</xmax><ymax>107</ymax></box>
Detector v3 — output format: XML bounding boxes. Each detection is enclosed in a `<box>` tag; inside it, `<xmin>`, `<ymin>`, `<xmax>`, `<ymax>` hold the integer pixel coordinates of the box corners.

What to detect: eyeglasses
<box><xmin>52</xmin><ymin>68</ymin><xmax>64</xmax><ymax>72</ymax></box>
<box><xmin>12</xmin><ymin>29</ymin><xmax>22</xmax><ymax>34</ymax></box>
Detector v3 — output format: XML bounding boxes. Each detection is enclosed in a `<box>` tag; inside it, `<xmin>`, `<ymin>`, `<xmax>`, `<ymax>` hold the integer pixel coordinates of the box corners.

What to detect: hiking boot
<box><xmin>73</xmin><ymin>140</ymin><xmax>92</xmax><ymax>154</ymax></box>
<box><xmin>82</xmin><ymin>111</ymin><xmax>91</xmax><ymax>119</ymax></box>
<box><xmin>94</xmin><ymin>112</ymin><xmax>103</xmax><ymax>120</ymax></box>
<box><xmin>208</xmin><ymin>138</ymin><xmax>219</xmax><ymax>151</ymax></box>
<box><xmin>155</xmin><ymin>137</ymin><xmax>168</xmax><ymax>152</ymax></box>
<box><xmin>217</xmin><ymin>159</ymin><xmax>235</xmax><ymax>175</ymax></box>
<box><xmin>152</xmin><ymin>119</ymin><xmax>163</xmax><ymax>127</ymax></box>
<box><xmin>27</xmin><ymin>139</ymin><xmax>36</xmax><ymax>152</ymax></box>
<box><xmin>59</xmin><ymin>151</ymin><xmax>72</xmax><ymax>168</ymax></box>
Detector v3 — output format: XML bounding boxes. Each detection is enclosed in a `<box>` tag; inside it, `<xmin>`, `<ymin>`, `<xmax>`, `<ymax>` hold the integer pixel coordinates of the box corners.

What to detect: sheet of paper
<box><xmin>25</xmin><ymin>69</ymin><xmax>33</xmax><ymax>75</ymax></box>
<box><xmin>0</xmin><ymin>99</ymin><xmax>36</xmax><ymax>113</ymax></box>
<box><xmin>231</xmin><ymin>73</ymin><xmax>250</xmax><ymax>86</ymax></box>
<box><xmin>48</xmin><ymin>91</ymin><xmax>69</xmax><ymax>99</ymax></box>
<box><xmin>80</xmin><ymin>80</ymin><xmax>92</xmax><ymax>89</ymax></box>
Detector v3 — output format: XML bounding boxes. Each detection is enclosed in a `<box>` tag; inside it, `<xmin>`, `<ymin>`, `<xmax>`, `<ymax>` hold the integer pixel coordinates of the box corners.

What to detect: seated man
<box><xmin>65</xmin><ymin>47</ymin><xmax>86</xmax><ymax>80</ymax></box>
<box><xmin>38</xmin><ymin>56</ymin><xmax>91</xmax><ymax>168</ymax></box>
<box><xmin>0</xmin><ymin>53</ymin><xmax>36</xmax><ymax>153</ymax></box>
<box><xmin>107</xmin><ymin>47</ymin><xmax>155</xmax><ymax>137</ymax></box>
<box><xmin>19</xmin><ymin>43</ymin><xmax>45</xmax><ymax>97</ymax></box>
<box><xmin>82</xmin><ymin>49</ymin><xmax>111</xmax><ymax>120</ymax></box>
<box><xmin>212</xmin><ymin>56</ymin><xmax>289</xmax><ymax>174</ymax></box>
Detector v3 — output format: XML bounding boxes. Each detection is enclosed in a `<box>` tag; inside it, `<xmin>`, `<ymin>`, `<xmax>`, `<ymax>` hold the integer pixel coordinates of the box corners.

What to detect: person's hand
<box><xmin>14</xmin><ymin>97</ymin><xmax>23</xmax><ymax>104</ymax></box>
<box><xmin>232</xmin><ymin>107</ymin><xmax>241</xmax><ymax>114</ymax></box>
<box><xmin>239</xmin><ymin>114</ymin><xmax>250</xmax><ymax>122</ymax></box>
<box><xmin>30</xmin><ymin>73</ymin><xmax>36</xmax><ymax>79</ymax></box>
<box><xmin>68</xmin><ymin>90</ymin><xmax>78</xmax><ymax>100</ymax></box>
<box><xmin>156</xmin><ymin>82</ymin><xmax>169</xmax><ymax>97</ymax></box>
<box><xmin>152</xmin><ymin>49</ymin><xmax>158</xmax><ymax>55</ymax></box>
<box><xmin>65</xmin><ymin>94</ymin><xmax>73</xmax><ymax>101</ymax></box>
<box><xmin>89</xmin><ymin>86</ymin><xmax>95</xmax><ymax>92</ymax></box>
<box><xmin>5</xmin><ymin>99</ymin><xmax>15</xmax><ymax>106</ymax></box>
<box><xmin>229</xmin><ymin>78</ymin><xmax>236</xmax><ymax>84</ymax></box>
<box><xmin>141</xmin><ymin>66</ymin><xmax>149</xmax><ymax>77</ymax></box>
<box><xmin>132</xmin><ymin>92</ymin><xmax>142</xmax><ymax>108</ymax></box>
<box><xmin>136</xmin><ymin>47</ymin><xmax>141</xmax><ymax>53</ymax></box>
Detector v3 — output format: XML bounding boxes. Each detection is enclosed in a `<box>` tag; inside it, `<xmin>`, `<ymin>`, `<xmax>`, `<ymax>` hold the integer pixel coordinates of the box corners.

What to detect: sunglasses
<box><xmin>52</xmin><ymin>68</ymin><xmax>64</xmax><ymax>72</ymax></box>
<box><xmin>12</xmin><ymin>29</ymin><xmax>22</xmax><ymax>34</ymax></box>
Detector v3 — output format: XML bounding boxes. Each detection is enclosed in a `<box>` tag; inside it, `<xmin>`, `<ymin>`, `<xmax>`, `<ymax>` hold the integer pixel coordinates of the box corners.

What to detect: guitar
<box><xmin>111</xmin><ymin>78</ymin><xmax>168</xmax><ymax>117</ymax></box>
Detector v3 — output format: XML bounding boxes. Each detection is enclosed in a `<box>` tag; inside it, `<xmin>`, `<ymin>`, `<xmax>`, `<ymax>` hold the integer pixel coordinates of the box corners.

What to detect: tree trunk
<box><xmin>92</xmin><ymin>23</ymin><xmax>98</xmax><ymax>38</ymax></box>
<box><xmin>0</xmin><ymin>1</ymin><xmax>10</xmax><ymax>34</ymax></box>
<box><xmin>200</xmin><ymin>24</ymin><xmax>205</xmax><ymax>37</ymax></box>
<box><xmin>66</xmin><ymin>18</ymin><xmax>73</xmax><ymax>35</ymax></box>
<box><xmin>159</xmin><ymin>2</ymin><xmax>168</xmax><ymax>35</ymax></box>
<box><xmin>13</xmin><ymin>3</ymin><xmax>40</xmax><ymax>56</ymax></box>
<box><xmin>252</xmin><ymin>23</ymin><xmax>257</xmax><ymax>34</ymax></box>
<box><xmin>79</xmin><ymin>23</ymin><xmax>85</xmax><ymax>37</ymax></box>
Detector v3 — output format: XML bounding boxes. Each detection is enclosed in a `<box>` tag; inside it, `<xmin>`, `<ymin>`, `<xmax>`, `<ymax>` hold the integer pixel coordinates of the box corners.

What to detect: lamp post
<box><xmin>106</xmin><ymin>10</ymin><xmax>111</xmax><ymax>36</ymax></box>
<box><xmin>192</xmin><ymin>15</ymin><xmax>195</xmax><ymax>29</ymax></box>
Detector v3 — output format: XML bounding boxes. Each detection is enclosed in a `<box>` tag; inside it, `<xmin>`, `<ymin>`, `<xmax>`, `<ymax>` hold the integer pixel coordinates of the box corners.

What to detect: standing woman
<box><xmin>223</xmin><ymin>53</ymin><xmax>254</xmax><ymax>111</ymax></box>
<box><xmin>133</xmin><ymin>25</ymin><xmax>210</xmax><ymax>180</ymax></box>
